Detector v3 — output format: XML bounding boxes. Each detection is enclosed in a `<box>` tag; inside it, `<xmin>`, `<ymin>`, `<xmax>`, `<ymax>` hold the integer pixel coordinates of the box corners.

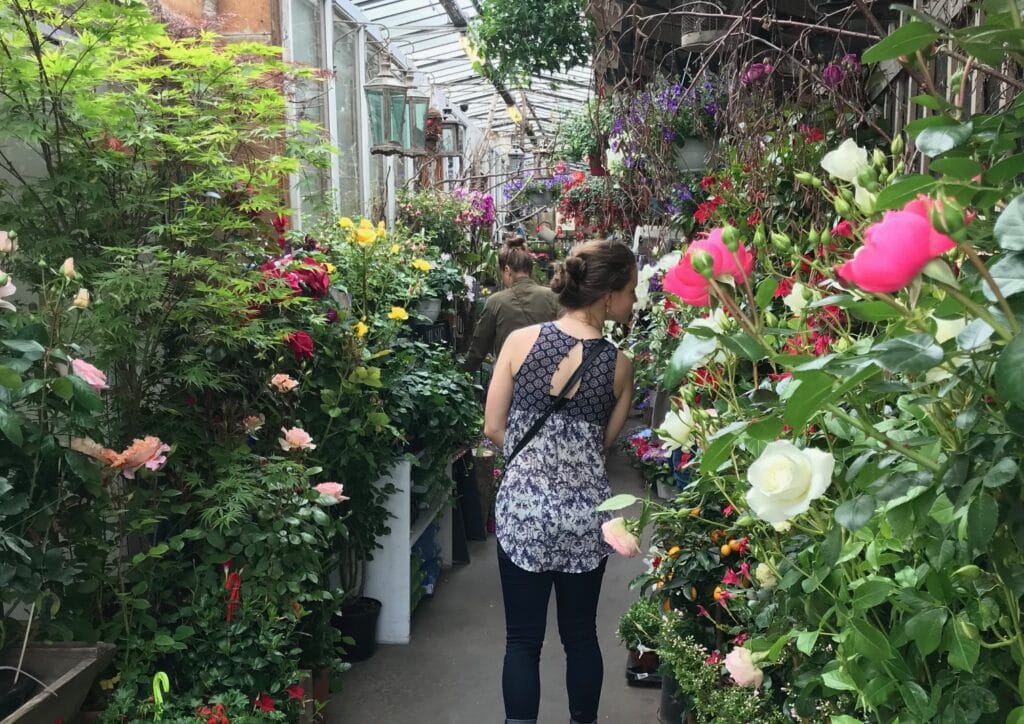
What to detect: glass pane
<box><xmin>333</xmin><ymin>14</ymin><xmax>361</xmax><ymax>215</ymax></box>
<box><xmin>410</xmin><ymin>99</ymin><xmax>428</xmax><ymax>150</ymax></box>
<box><xmin>388</xmin><ymin>92</ymin><xmax>408</xmax><ymax>147</ymax></box>
<box><xmin>367</xmin><ymin>90</ymin><xmax>385</xmax><ymax>147</ymax></box>
<box><xmin>441</xmin><ymin>126</ymin><xmax>456</xmax><ymax>154</ymax></box>
<box><xmin>290</xmin><ymin>0</ymin><xmax>324</xmax><ymax>68</ymax></box>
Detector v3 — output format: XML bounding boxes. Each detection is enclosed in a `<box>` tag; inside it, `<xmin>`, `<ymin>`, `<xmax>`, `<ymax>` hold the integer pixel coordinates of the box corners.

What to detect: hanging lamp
<box><xmin>365</xmin><ymin>52</ymin><xmax>410</xmax><ymax>155</ymax></box>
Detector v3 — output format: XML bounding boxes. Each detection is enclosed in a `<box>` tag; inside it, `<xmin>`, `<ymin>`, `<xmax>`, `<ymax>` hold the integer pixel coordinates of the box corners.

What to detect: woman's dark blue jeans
<box><xmin>497</xmin><ymin>543</ymin><xmax>607</xmax><ymax>724</ymax></box>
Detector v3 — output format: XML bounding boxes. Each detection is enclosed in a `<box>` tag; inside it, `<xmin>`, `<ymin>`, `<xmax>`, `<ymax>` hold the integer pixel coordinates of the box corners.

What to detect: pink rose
<box><xmin>314</xmin><ymin>482</ymin><xmax>349</xmax><ymax>502</ymax></box>
<box><xmin>113</xmin><ymin>436</ymin><xmax>171</xmax><ymax>479</ymax></box>
<box><xmin>724</xmin><ymin>646</ymin><xmax>764</xmax><ymax>688</ymax></box>
<box><xmin>242</xmin><ymin>414</ymin><xmax>264</xmax><ymax>435</ymax></box>
<box><xmin>601</xmin><ymin>517</ymin><xmax>640</xmax><ymax>557</ymax></box>
<box><xmin>663</xmin><ymin>228</ymin><xmax>754</xmax><ymax>306</ymax></box>
<box><xmin>837</xmin><ymin>196</ymin><xmax>957</xmax><ymax>293</ymax></box>
<box><xmin>70</xmin><ymin>358</ymin><xmax>108</xmax><ymax>392</ymax></box>
<box><xmin>270</xmin><ymin>373</ymin><xmax>298</xmax><ymax>392</ymax></box>
<box><xmin>279</xmin><ymin>426</ymin><xmax>315</xmax><ymax>451</ymax></box>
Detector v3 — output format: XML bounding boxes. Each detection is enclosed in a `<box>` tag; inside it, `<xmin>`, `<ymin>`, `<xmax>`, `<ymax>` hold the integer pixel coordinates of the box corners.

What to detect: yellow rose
<box><xmin>338</xmin><ymin>217</ymin><xmax>354</xmax><ymax>229</ymax></box>
<box><xmin>359</xmin><ymin>218</ymin><xmax>373</xmax><ymax>230</ymax></box>
<box><xmin>390</xmin><ymin>243</ymin><xmax>401</xmax><ymax>254</ymax></box>
<box><xmin>411</xmin><ymin>258</ymin><xmax>432</xmax><ymax>273</ymax></box>
<box><xmin>388</xmin><ymin>306</ymin><xmax>409</xmax><ymax>321</ymax></box>
<box><xmin>376</xmin><ymin>221</ymin><xmax>386</xmax><ymax>238</ymax></box>
<box><xmin>353</xmin><ymin>321</ymin><xmax>368</xmax><ymax>337</ymax></box>
<box><xmin>355</xmin><ymin>228</ymin><xmax>375</xmax><ymax>246</ymax></box>
<box><xmin>324</xmin><ymin>262</ymin><xmax>336</xmax><ymax>274</ymax></box>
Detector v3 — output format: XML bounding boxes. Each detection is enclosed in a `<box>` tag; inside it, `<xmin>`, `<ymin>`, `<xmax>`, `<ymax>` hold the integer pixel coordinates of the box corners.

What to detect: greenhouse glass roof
<box><xmin>349</xmin><ymin>0</ymin><xmax>594</xmax><ymax>146</ymax></box>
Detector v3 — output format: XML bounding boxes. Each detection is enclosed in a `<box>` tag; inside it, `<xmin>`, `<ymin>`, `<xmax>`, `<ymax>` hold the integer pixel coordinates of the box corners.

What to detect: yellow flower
<box><xmin>355</xmin><ymin>228</ymin><xmax>375</xmax><ymax>246</ymax></box>
<box><xmin>411</xmin><ymin>258</ymin><xmax>432</xmax><ymax>273</ymax></box>
<box><xmin>324</xmin><ymin>262</ymin><xmax>336</xmax><ymax>274</ymax></box>
<box><xmin>338</xmin><ymin>217</ymin><xmax>354</xmax><ymax>229</ymax></box>
<box><xmin>390</xmin><ymin>243</ymin><xmax>401</xmax><ymax>254</ymax></box>
<box><xmin>376</xmin><ymin>221</ymin><xmax>387</xmax><ymax>238</ymax></box>
<box><xmin>388</xmin><ymin>306</ymin><xmax>409</xmax><ymax>321</ymax></box>
<box><xmin>353</xmin><ymin>321</ymin><xmax>368</xmax><ymax>337</ymax></box>
<box><xmin>359</xmin><ymin>218</ymin><xmax>373</xmax><ymax>230</ymax></box>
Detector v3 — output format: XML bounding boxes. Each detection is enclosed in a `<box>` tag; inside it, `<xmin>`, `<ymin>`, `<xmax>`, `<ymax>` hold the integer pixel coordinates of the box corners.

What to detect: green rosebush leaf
<box><xmin>862</xmin><ymin>21</ymin><xmax>940</xmax><ymax>63</ymax></box>
<box><xmin>916</xmin><ymin>123</ymin><xmax>973</xmax><ymax>157</ymax></box>
<box><xmin>0</xmin><ymin>405</ymin><xmax>22</xmax><ymax>445</ymax></box>
<box><xmin>874</xmin><ymin>175</ymin><xmax>937</xmax><ymax>211</ymax></box>
<box><xmin>835</xmin><ymin>494</ymin><xmax>877</xmax><ymax>531</ymax></box>
<box><xmin>662</xmin><ymin>333</ymin><xmax>718</xmax><ymax>390</ymax></box>
<box><xmin>995</xmin><ymin>333</ymin><xmax>1024</xmax><ymax>404</ymax></box>
<box><xmin>873</xmin><ymin>334</ymin><xmax>944</xmax><ymax>373</ymax></box>
<box><xmin>596</xmin><ymin>494</ymin><xmax>639</xmax><ymax>512</ymax></box>
<box><xmin>985</xmin><ymin>252</ymin><xmax>1024</xmax><ymax>301</ymax></box>
<box><xmin>0</xmin><ymin>366</ymin><xmax>20</xmax><ymax>390</ymax></box>
<box><xmin>967</xmin><ymin>493</ymin><xmax>999</xmax><ymax>551</ymax></box>
<box><xmin>944</xmin><ymin>616</ymin><xmax>981</xmax><ymax>671</ymax></box>
<box><xmin>850</xmin><ymin>618</ymin><xmax>893</xmax><ymax>663</ymax></box>
<box><xmin>995</xmin><ymin>195</ymin><xmax>1024</xmax><ymax>251</ymax></box>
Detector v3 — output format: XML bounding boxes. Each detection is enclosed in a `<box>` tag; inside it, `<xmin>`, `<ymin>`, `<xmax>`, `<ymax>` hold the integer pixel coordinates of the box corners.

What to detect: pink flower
<box><xmin>601</xmin><ymin>517</ymin><xmax>640</xmax><ymax>557</ymax></box>
<box><xmin>314</xmin><ymin>481</ymin><xmax>349</xmax><ymax>502</ymax></box>
<box><xmin>696</xmin><ymin>604</ymin><xmax>710</xmax><ymax>617</ymax></box>
<box><xmin>279</xmin><ymin>426</ymin><xmax>315</xmax><ymax>452</ymax></box>
<box><xmin>70</xmin><ymin>358</ymin><xmax>108</xmax><ymax>392</ymax></box>
<box><xmin>722</xmin><ymin>568</ymin><xmax>741</xmax><ymax>586</ymax></box>
<box><xmin>717</xmin><ymin>589</ymin><xmax>733</xmax><ymax>606</ymax></box>
<box><xmin>733</xmin><ymin>632</ymin><xmax>749</xmax><ymax>646</ymax></box>
<box><xmin>738</xmin><ymin>561</ymin><xmax>751</xmax><ymax>579</ymax></box>
<box><xmin>663</xmin><ymin>228</ymin><xmax>754</xmax><ymax>306</ymax></box>
<box><xmin>69</xmin><ymin>437</ymin><xmax>119</xmax><ymax>466</ymax></box>
<box><xmin>270</xmin><ymin>373</ymin><xmax>298</xmax><ymax>392</ymax></box>
<box><xmin>723</xmin><ymin>504</ymin><xmax>735</xmax><ymax>517</ymax></box>
<box><xmin>113</xmin><ymin>436</ymin><xmax>171</xmax><ymax>479</ymax></box>
<box><xmin>837</xmin><ymin>196</ymin><xmax>956</xmax><ymax>293</ymax></box>
<box><xmin>724</xmin><ymin>647</ymin><xmax>764</xmax><ymax>688</ymax></box>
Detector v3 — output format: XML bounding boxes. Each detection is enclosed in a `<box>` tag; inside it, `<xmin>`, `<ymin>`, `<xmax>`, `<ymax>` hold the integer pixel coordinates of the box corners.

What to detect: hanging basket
<box><xmin>679</xmin><ymin>1</ymin><xmax>729</xmax><ymax>49</ymax></box>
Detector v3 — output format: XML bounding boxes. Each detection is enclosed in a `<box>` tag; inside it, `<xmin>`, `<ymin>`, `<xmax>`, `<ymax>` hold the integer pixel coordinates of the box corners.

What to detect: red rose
<box><xmin>286</xmin><ymin>684</ymin><xmax>305</xmax><ymax>700</ymax></box>
<box><xmin>286</xmin><ymin>331</ymin><xmax>314</xmax><ymax>360</ymax></box>
<box><xmin>700</xmin><ymin>175</ymin><xmax>716</xmax><ymax>189</ymax></box>
<box><xmin>292</xmin><ymin>258</ymin><xmax>330</xmax><ymax>298</ymax></box>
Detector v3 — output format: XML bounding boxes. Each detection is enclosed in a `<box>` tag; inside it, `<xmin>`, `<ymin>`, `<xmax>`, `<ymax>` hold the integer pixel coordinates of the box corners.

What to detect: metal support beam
<box><xmin>436</xmin><ymin>0</ymin><xmax>468</xmax><ymax>27</ymax></box>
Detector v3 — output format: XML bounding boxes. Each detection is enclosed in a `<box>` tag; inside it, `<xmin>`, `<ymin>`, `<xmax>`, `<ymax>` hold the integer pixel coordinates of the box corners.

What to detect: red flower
<box><xmin>651</xmin><ymin>556</ymin><xmax>662</xmax><ymax>568</ymax></box>
<box><xmin>696</xmin><ymin>604</ymin><xmax>710</xmax><ymax>617</ymax></box>
<box><xmin>775</xmin><ymin>276</ymin><xmax>795</xmax><ymax>300</ymax></box>
<box><xmin>663</xmin><ymin>299</ymin><xmax>677</xmax><ymax>311</ymax></box>
<box><xmin>675</xmin><ymin>452</ymin><xmax>693</xmax><ymax>470</ymax></box>
<box><xmin>705</xmin><ymin>651</ymin><xmax>723</xmax><ymax>665</ymax></box>
<box><xmin>813</xmin><ymin>333</ymin><xmax>833</xmax><ymax>356</ymax></box>
<box><xmin>799</xmin><ymin>124</ymin><xmax>825</xmax><ymax>143</ymax></box>
<box><xmin>738</xmin><ymin>561</ymin><xmax>751</xmax><ymax>579</ymax></box>
<box><xmin>666</xmin><ymin>318</ymin><xmax>681</xmax><ymax>338</ymax></box>
<box><xmin>832</xmin><ymin>220</ymin><xmax>854</xmax><ymax>239</ymax></box>
<box><xmin>734</xmin><ymin>537</ymin><xmax>749</xmax><ymax>555</ymax></box>
<box><xmin>106</xmin><ymin>137</ymin><xmax>126</xmax><ymax>153</ymax></box>
<box><xmin>733</xmin><ymin>632</ymin><xmax>749</xmax><ymax>646</ymax></box>
<box><xmin>254</xmin><ymin>693</ymin><xmax>276</xmax><ymax>712</ymax></box>
<box><xmin>723</xmin><ymin>504</ymin><xmax>734</xmax><ymax>517</ymax></box>
<box><xmin>693</xmin><ymin>366</ymin><xmax>719</xmax><ymax>390</ymax></box>
<box><xmin>272</xmin><ymin>215</ymin><xmax>289</xmax><ymax>234</ymax></box>
<box><xmin>722</xmin><ymin>568</ymin><xmax>741</xmax><ymax>586</ymax></box>
<box><xmin>225</xmin><ymin>571</ymin><xmax>242</xmax><ymax>623</ymax></box>
<box><xmin>717</xmin><ymin>589</ymin><xmax>733</xmax><ymax>606</ymax></box>
<box><xmin>720</xmin><ymin>178</ymin><xmax>733</xmax><ymax>191</ymax></box>
<box><xmin>291</xmin><ymin>258</ymin><xmax>331</xmax><ymax>298</ymax></box>
<box><xmin>286</xmin><ymin>331</ymin><xmax>314</xmax><ymax>360</ymax></box>
<box><xmin>746</xmin><ymin>209</ymin><xmax>761</xmax><ymax>226</ymax></box>
<box><xmin>694</xmin><ymin>200</ymin><xmax>719</xmax><ymax>224</ymax></box>
<box><xmin>700</xmin><ymin>175</ymin><xmax>716</xmax><ymax>189</ymax></box>
<box><xmin>286</xmin><ymin>684</ymin><xmax>305</xmax><ymax>700</ymax></box>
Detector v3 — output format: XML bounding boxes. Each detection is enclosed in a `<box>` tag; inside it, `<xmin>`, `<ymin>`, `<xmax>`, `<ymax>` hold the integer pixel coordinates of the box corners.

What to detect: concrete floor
<box><xmin>326</xmin><ymin>446</ymin><xmax>660</xmax><ymax>724</ymax></box>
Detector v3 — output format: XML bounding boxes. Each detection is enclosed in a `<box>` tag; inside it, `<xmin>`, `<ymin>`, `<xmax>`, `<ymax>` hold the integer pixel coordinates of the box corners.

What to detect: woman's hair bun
<box><xmin>506</xmin><ymin>236</ymin><xmax>527</xmax><ymax>249</ymax></box>
<box><xmin>564</xmin><ymin>255</ymin><xmax>587</xmax><ymax>281</ymax></box>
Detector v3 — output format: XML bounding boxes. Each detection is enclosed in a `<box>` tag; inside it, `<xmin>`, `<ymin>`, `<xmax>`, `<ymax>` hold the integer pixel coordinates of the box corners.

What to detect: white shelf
<box><xmin>363</xmin><ymin>459</ymin><xmax>454</xmax><ymax>644</ymax></box>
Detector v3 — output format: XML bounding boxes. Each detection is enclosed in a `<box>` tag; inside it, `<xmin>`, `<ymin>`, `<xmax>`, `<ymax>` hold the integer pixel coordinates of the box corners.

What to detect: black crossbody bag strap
<box><xmin>506</xmin><ymin>340</ymin><xmax>609</xmax><ymax>466</ymax></box>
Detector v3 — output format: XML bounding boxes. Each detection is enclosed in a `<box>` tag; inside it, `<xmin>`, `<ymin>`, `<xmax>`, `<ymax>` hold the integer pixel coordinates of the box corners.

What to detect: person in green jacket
<box><xmin>462</xmin><ymin>237</ymin><xmax>561</xmax><ymax>373</ymax></box>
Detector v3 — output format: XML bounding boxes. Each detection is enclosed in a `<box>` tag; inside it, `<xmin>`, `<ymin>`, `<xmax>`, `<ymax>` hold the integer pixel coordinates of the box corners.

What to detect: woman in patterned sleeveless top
<box><xmin>484</xmin><ymin>239</ymin><xmax>637</xmax><ymax>724</ymax></box>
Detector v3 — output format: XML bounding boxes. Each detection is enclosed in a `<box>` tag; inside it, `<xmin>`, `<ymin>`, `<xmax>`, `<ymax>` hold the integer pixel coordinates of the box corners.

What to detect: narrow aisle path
<box><xmin>327</xmin><ymin>446</ymin><xmax>659</xmax><ymax>723</ymax></box>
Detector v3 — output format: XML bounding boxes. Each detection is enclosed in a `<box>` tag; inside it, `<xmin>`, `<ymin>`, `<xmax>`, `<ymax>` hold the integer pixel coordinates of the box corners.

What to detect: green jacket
<box><xmin>463</xmin><ymin>277</ymin><xmax>561</xmax><ymax>372</ymax></box>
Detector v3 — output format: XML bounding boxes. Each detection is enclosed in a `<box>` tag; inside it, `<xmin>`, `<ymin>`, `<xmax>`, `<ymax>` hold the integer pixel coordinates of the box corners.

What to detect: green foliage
<box><xmin>616</xmin><ymin>596</ymin><xmax>662</xmax><ymax>651</ymax></box>
<box><xmin>468</xmin><ymin>0</ymin><xmax>593</xmax><ymax>86</ymax></box>
<box><xmin>396</xmin><ymin>189</ymin><xmax>471</xmax><ymax>258</ymax></box>
<box><xmin>554</xmin><ymin>101</ymin><xmax>613</xmax><ymax>161</ymax></box>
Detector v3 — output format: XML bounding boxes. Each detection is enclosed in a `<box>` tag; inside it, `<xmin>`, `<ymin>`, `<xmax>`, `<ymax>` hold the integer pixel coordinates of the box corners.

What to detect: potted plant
<box><xmin>616</xmin><ymin>597</ymin><xmax>663</xmax><ymax>687</ymax></box>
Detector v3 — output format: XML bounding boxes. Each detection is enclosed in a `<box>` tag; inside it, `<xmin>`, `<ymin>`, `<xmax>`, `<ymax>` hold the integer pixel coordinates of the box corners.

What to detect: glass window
<box><xmin>289</xmin><ymin>0</ymin><xmax>330</xmax><ymax>219</ymax></box>
<box><xmin>333</xmin><ymin>13</ymin><xmax>361</xmax><ymax>216</ymax></box>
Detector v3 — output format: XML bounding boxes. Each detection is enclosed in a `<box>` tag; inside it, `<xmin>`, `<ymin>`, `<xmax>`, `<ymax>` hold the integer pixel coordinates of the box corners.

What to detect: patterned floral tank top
<box><xmin>495</xmin><ymin>322</ymin><xmax>619</xmax><ymax>573</ymax></box>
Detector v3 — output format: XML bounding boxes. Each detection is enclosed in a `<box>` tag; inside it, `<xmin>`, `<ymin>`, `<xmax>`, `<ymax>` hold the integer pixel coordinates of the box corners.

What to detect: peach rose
<box><xmin>69</xmin><ymin>437</ymin><xmax>119</xmax><ymax>466</ymax></box>
<box><xmin>70</xmin><ymin>358</ymin><xmax>108</xmax><ymax>392</ymax></box>
<box><xmin>270</xmin><ymin>373</ymin><xmax>298</xmax><ymax>392</ymax></box>
<box><xmin>314</xmin><ymin>482</ymin><xmax>349</xmax><ymax>502</ymax></box>
<box><xmin>243</xmin><ymin>414</ymin><xmax>265</xmax><ymax>435</ymax></box>
<box><xmin>279</xmin><ymin>426</ymin><xmax>315</xmax><ymax>452</ymax></box>
<box><xmin>113</xmin><ymin>436</ymin><xmax>171</xmax><ymax>479</ymax></box>
<box><xmin>61</xmin><ymin>257</ymin><xmax>76</xmax><ymax>278</ymax></box>
<box><xmin>724</xmin><ymin>646</ymin><xmax>764</xmax><ymax>688</ymax></box>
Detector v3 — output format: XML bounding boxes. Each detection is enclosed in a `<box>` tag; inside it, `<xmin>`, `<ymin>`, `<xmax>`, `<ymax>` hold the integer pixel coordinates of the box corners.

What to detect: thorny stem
<box><xmin>959</xmin><ymin>241</ymin><xmax>1021</xmax><ymax>335</ymax></box>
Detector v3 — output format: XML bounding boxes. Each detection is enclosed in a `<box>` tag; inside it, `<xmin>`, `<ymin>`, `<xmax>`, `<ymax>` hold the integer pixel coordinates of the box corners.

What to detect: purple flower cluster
<box><xmin>456</xmin><ymin>190</ymin><xmax>495</xmax><ymax>227</ymax></box>
<box><xmin>503</xmin><ymin>176</ymin><xmax>528</xmax><ymax>199</ymax></box>
<box><xmin>822</xmin><ymin>53</ymin><xmax>862</xmax><ymax>89</ymax></box>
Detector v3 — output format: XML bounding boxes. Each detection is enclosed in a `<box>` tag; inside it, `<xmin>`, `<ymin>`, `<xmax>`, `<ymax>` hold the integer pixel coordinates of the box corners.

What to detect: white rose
<box><xmin>0</xmin><ymin>230</ymin><xmax>15</xmax><ymax>254</ymax></box>
<box><xmin>656</xmin><ymin>250</ymin><xmax>682</xmax><ymax>273</ymax></box>
<box><xmin>783</xmin><ymin>282</ymin><xmax>811</xmax><ymax>315</ymax></box>
<box><xmin>745</xmin><ymin>441</ymin><xmax>835</xmax><ymax>523</ymax></box>
<box><xmin>754</xmin><ymin>563</ymin><xmax>778</xmax><ymax>589</ymax></box>
<box><xmin>724</xmin><ymin>647</ymin><xmax>764</xmax><ymax>688</ymax></box>
<box><xmin>634</xmin><ymin>264</ymin><xmax>657</xmax><ymax>311</ymax></box>
<box><xmin>658</xmin><ymin>404</ymin><xmax>695</xmax><ymax>451</ymax></box>
<box><xmin>820</xmin><ymin>138</ymin><xmax>869</xmax><ymax>184</ymax></box>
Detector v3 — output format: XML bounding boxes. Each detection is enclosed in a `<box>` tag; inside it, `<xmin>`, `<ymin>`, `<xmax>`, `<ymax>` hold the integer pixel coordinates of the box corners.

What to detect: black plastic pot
<box><xmin>333</xmin><ymin>597</ymin><xmax>382</xmax><ymax>663</ymax></box>
<box><xmin>658</xmin><ymin>672</ymin><xmax>690</xmax><ymax>724</ymax></box>
<box><xmin>0</xmin><ymin>672</ymin><xmax>37</xmax><ymax>720</ymax></box>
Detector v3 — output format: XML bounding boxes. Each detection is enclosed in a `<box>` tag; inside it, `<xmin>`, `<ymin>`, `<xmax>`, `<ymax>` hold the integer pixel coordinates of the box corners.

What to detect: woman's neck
<box><xmin>561</xmin><ymin>306</ymin><xmax>606</xmax><ymax>336</ymax></box>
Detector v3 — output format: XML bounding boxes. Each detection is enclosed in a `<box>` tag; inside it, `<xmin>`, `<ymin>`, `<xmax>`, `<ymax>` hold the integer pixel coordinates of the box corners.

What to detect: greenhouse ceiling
<box><xmin>350</xmin><ymin>0</ymin><xmax>593</xmax><ymax>145</ymax></box>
